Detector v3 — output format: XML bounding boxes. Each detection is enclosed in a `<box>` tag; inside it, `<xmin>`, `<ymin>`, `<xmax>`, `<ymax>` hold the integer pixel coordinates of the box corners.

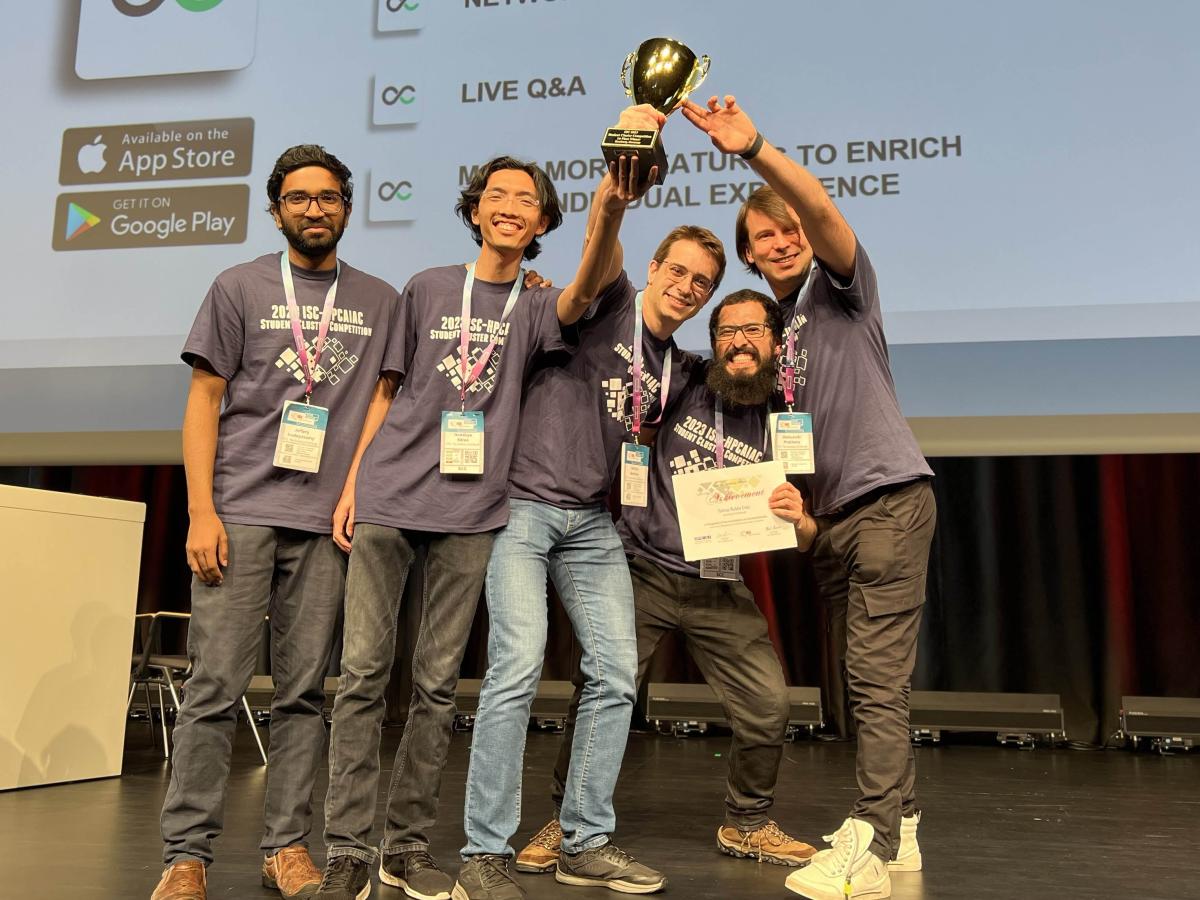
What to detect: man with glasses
<box><xmin>683</xmin><ymin>96</ymin><xmax>937</xmax><ymax>900</ymax></box>
<box><xmin>314</xmin><ymin>140</ymin><xmax>651</xmax><ymax>900</ymax></box>
<box><xmin>457</xmin><ymin>219</ymin><xmax>724</xmax><ymax>899</ymax></box>
<box><xmin>516</xmin><ymin>289</ymin><xmax>818</xmax><ymax>877</ymax></box>
<box><xmin>153</xmin><ymin>145</ymin><xmax>397</xmax><ymax>900</ymax></box>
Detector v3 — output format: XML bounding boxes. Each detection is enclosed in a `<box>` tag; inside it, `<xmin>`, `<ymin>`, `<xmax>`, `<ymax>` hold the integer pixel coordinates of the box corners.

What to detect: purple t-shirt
<box><xmin>776</xmin><ymin>242</ymin><xmax>933</xmax><ymax>515</ymax></box>
<box><xmin>619</xmin><ymin>360</ymin><xmax>770</xmax><ymax>578</ymax></box>
<box><xmin>508</xmin><ymin>270</ymin><xmax>689</xmax><ymax>508</ymax></box>
<box><xmin>181</xmin><ymin>252</ymin><xmax>397</xmax><ymax>534</ymax></box>
<box><xmin>354</xmin><ymin>264</ymin><xmax>568</xmax><ymax>533</ymax></box>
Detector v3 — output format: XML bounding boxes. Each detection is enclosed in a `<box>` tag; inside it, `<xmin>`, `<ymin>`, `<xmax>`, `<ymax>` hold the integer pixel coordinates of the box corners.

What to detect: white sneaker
<box><xmin>784</xmin><ymin>818</ymin><xmax>891</xmax><ymax>900</ymax></box>
<box><xmin>888</xmin><ymin>812</ymin><xmax>922</xmax><ymax>871</ymax></box>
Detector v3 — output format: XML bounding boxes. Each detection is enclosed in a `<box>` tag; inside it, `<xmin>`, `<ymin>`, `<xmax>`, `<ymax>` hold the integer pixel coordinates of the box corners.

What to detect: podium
<box><xmin>0</xmin><ymin>485</ymin><xmax>146</xmax><ymax>790</ymax></box>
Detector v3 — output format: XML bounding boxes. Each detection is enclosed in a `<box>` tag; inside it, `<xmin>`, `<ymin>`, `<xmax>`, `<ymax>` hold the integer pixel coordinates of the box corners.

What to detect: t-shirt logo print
<box><xmin>437</xmin><ymin>345</ymin><xmax>503</xmax><ymax>395</ymax></box>
<box><xmin>669</xmin><ymin>448</ymin><xmax>717</xmax><ymax>475</ymax></box>
<box><xmin>603</xmin><ymin>375</ymin><xmax>651</xmax><ymax>431</ymax></box>
<box><xmin>275</xmin><ymin>336</ymin><xmax>359</xmax><ymax>386</ymax></box>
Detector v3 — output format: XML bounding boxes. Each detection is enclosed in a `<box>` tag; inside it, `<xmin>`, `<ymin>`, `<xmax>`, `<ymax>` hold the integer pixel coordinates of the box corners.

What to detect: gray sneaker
<box><xmin>554</xmin><ymin>843</ymin><xmax>666</xmax><ymax>894</ymax></box>
<box><xmin>313</xmin><ymin>856</ymin><xmax>370</xmax><ymax>900</ymax></box>
<box><xmin>380</xmin><ymin>850</ymin><xmax>453</xmax><ymax>900</ymax></box>
<box><xmin>451</xmin><ymin>855</ymin><xmax>526</xmax><ymax>900</ymax></box>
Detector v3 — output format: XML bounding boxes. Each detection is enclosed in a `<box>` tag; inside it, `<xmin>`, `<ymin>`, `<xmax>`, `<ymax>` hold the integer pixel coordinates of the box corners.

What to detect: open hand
<box><xmin>681</xmin><ymin>95</ymin><xmax>758</xmax><ymax>156</ymax></box>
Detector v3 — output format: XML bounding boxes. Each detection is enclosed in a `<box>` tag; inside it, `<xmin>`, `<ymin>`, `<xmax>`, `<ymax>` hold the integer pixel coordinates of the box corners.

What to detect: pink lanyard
<box><xmin>713</xmin><ymin>396</ymin><xmax>770</xmax><ymax>468</ymax></box>
<box><xmin>781</xmin><ymin>263</ymin><xmax>816</xmax><ymax>410</ymax></box>
<box><xmin>281</xmin><ymin>253</ymin><xmax>339</xmax><ymax>403</ymax></box>
<box><xmin>630</xmin><ymin>291</ymin><xmax>673</xmax><ymax>442</ymax></box>
<box><xmin>458</xmin><ymin>261</ymin><xmax>523</xmax><ymax>409</ymax></box>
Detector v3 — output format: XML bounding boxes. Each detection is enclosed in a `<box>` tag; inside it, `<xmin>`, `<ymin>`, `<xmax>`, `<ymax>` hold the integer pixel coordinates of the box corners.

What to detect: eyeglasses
<box><xmin>481</xmin><ymin>189</ymin><xmax>540</xmax><ymax>210</ymax></box>
<box><xmin>715</xmin><ymin>322</ymin><xmax>770</xmax><ymax>341</ymax></box>
<box><xmin>661</xmin><ymin>261</ymin><xmax>715</xmax><ymax>296</ymax></box>
<box><xmin>279</xmin><ymin>190</ymin><xmax>346</xmax><ymax>213</ymax></box>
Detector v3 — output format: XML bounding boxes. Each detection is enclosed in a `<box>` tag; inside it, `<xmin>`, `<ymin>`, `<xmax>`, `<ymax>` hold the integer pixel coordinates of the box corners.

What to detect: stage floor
<box><xmin>0</xmin><ymin>723</ymin><xmax>1195</xmax><ymax>899</ymax></box>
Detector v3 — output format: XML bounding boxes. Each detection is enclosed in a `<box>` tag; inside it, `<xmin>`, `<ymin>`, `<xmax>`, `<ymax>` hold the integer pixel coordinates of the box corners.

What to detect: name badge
<box><xmin>273</xmin><ymin>400</ymin><xmax>329</xmax><ymax>473</ymax></box>
<box><xmin>440</xmin><ymin>410</ymin><xmax>485</xmax><ymax>475</ymax></box>
<box><xmin>699</xmin><ymin>556</ymin><xmax>740</xmax><ymax>581</ymax></box>
<box><xmin>620</xmin><ymin>441</ymin><xmax>650</xmax><ymax>507</ymax></box>
<box><xmin>770</xmin><ymin>411</ymin><xmax>815</xmax><ymax>475</ymax></box>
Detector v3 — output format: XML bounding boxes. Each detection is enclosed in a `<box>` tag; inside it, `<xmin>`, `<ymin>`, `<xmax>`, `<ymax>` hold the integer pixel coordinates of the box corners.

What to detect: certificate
<box><xmin>672</xmin><ymin>460</ymin><xmax>797</xmax><ymax>562</ymax></box>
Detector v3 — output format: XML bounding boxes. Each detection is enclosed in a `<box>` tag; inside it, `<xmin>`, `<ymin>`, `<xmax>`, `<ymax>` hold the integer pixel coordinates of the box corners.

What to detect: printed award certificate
<box><xmin>672</xmin><ymin>460</ymin><xmax>797</xmax><ymax>561</ymax></box>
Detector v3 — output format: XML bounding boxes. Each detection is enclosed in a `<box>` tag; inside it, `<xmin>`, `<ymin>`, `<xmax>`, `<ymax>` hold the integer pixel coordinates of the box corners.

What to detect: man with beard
<box><xmin>153</xmin><ymin>146</ymin><xmax>397</xmax><ymax>900</ymax></box>
<box><xmin>516</xmin><ymin>288</ymin><xmax>817</xmax><ymax>874</ymax></box>
<box><xmin>683</xmin><ymin>95</ymin><xmax>936</xmax><ymax>900</ymax></box>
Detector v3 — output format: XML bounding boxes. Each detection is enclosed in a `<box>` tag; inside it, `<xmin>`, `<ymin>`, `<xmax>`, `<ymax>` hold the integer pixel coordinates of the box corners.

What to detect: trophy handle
<box><xmin>687</xmin><ymin>54</ymin><xmax>711</xmax><ymax>95</ymax></box>
<box><xmin>619</xmin><ymin>51</ymin><xmax>637</xmax><ymax>97</ymax></box>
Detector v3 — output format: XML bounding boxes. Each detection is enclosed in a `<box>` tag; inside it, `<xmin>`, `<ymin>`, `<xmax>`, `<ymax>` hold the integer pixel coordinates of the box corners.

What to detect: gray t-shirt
<box><xmin>181</xmin><ymin>251</ymin><xmax>396</xmax><ymax>533</ymax></box>
<box><xmin>508</xmin><ymin>270</ymin><xmax>688</xmax><ymax>508</ymax></box>
<box><xmin>354</xmin><ymin>264</ymin><xmax>568</xmax><ymax>533</ymax></box>
<box><xmin>619</xmin><ymin>360</ymin><xmax>769</xmax><ymax>578</ymax></box>
<box><xmin>776</xmin><ymin>241</ymin><xmax>932</xmax><ymax>515</ymax></box>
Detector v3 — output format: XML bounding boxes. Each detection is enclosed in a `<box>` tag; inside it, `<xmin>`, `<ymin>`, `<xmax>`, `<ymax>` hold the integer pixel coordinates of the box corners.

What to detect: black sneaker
<box><xmin>314</xmin><ymin>856</ymin><xmax>371</xmax><ymax>900</ymax></box>
<box><xmin>554</xmin><ymin>843</ymin><xmax>666</xmax><ymax>894</ymax></box>
<box><xmin>451</xmin><ymin>855</ymin><xmax>526</xmax><ymax>900</ymax></box>
<box><xmin>380</xmin><ymin>849</ymin><xmax>453</xmax><ymax>900</ymax></box>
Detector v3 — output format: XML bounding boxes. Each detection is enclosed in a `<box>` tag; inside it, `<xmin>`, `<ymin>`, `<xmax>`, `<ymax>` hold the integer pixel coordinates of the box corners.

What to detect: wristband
<box><xmin>739</xmin><ymin>132</ymin><xmax>765</xmax><ymax>160</ymax></box>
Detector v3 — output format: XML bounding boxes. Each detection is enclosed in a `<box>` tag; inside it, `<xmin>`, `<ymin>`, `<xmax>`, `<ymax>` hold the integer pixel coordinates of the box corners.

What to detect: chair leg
<box><xmin>242</xmin><ymin>695</ymin><xmax>268</xmax><ymax>766</ymax></box>
<box><xmin>127</xmin><ymin>681</ymin><xmax>137</xmax><ymax>712</ymax></box>
<box><xmin>142</xmin><ymin>682</ymin><xmax>157</xmax><ymax>747</ymax></box>
<box><xmin>156</xmin><ymin>683</ymin><xmax>170</xmax><ymax>760</ymax></box>
<box><xmin>156</xmin><ymin>667</ymin><xmax>183</xmax><ymax>713</ymax></box>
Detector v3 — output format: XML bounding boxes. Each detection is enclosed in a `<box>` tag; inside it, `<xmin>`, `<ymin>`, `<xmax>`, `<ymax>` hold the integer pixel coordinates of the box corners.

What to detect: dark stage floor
<box><xmin>1</xmin><ymin>723</ymin><xmax>1196</xmax><ymax>899</ymax></box>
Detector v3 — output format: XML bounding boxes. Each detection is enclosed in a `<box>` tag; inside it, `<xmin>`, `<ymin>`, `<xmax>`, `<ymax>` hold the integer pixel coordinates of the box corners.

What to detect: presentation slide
<box><xmin>2</xmin><ymin>0</ymin><xmax>1198</xmax><ymax>452</ymax></box>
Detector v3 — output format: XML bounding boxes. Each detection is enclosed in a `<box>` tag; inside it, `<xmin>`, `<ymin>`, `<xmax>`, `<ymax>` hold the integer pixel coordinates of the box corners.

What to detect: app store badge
<box><xmin>75</xmin><ymin>0</ymin><xmax>258</xmax><ymax>80</ymax></box>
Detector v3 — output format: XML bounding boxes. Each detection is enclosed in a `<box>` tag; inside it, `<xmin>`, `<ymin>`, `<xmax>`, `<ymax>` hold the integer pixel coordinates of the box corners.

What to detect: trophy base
<box><xmin>602</xmin><ymin>127</ymin><xmax>667</xmax><ymax>186</ymax></box>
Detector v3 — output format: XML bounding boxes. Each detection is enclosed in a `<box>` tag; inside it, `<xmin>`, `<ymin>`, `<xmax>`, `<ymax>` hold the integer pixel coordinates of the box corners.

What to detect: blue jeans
<box><xmin>161</xmin><ymin>524</ymin><xmax>345</xmax><ymax>865</ymax></box>
<box><xmin>462</xmin><ymin>500</ymin><xmax>637</xmax><ymax>858</ymax></box>
<box><xmin>324</xmin><ymin>525</ymin><xmax>495</xmax><ymax>863</ymax></box>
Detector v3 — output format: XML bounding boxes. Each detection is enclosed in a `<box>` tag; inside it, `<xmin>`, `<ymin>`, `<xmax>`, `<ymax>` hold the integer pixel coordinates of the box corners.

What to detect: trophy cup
<box><xmin>602</xmin><ymin>37</ymin><xmax>710</xmax><ymax>185</ymax></box>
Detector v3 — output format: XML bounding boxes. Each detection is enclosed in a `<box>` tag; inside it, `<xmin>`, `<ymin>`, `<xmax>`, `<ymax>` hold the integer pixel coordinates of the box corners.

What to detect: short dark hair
<box><xmin>734</xmin><ymin>186</ymin><xmax>793</xmax><ymax>277</ymax></box>
<box><xmin>266</xmin><ymin>145</ymin><xmax>353</xmax><ymax>211</ymax></box>
<box><xmin>651</xmin><ymin>225</ymin><xmax>727</xmax><ymax>292</ymax></box>
<box><xmin>455</xmin><ymin>156</ymin><xmax>563</xmax><ymax>260</ymax></box>
<box><xmin>707</xmin><ymin>288</ymin><xmax>785</xmax><ymax>349</ymax></box>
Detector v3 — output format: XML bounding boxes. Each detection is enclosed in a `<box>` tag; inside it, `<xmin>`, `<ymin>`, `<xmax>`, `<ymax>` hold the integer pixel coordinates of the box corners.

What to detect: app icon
<box><xmin>77</xmin><ymin>135</ymin><xmax>109</xmax><ymax>174</ymax></box>
<box><xmin>65</xmin><ymin>203</ymin><xmax>102</xmax><ymax>241</ymax></box>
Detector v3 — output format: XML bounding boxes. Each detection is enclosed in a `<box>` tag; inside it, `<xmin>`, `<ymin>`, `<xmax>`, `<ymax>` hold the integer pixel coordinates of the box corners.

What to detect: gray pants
<box><xmin>323</xmin><ymin>524</ymin><xmax>495</xmax><ymax>863</ymax></box>
<box><xmin>553</xmin><ymin>554</ymin><xmax>790</xmax><ymax>830</ymax></box>
<box><xmin>812</xmin><ymin>478</ymin><xmax>936</xmax><ymax>861</ymax></box>
<box><xmin>161</xmin><ymin>524</ymin><xmax>346</xmax><ymax>865</ymax></box>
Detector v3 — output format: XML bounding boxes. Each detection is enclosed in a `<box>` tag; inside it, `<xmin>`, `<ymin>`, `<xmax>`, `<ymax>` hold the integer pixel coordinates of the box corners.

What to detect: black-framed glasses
<box><xmin>715</xmin><ymin>322</ymin><xmax>769</xmax><ymax>341</ymax></box>
<box><xmin>279</xmin><ymin>190</ymin><xmax>346</xmax><ymax>213</ymax></box>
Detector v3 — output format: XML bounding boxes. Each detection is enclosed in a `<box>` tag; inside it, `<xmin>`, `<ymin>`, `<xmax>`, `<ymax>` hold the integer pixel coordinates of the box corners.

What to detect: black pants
<box><xmin>552</xmin><ymin>555</ymin><xmax>790</xmax><ymax>829</ymax></box>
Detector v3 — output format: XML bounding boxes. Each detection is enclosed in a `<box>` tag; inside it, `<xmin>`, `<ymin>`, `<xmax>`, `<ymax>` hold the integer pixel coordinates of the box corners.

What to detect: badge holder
<box><xmin>699</xmin><ymin>556</ymin><xmax>740</xmax><ymax>581</ymax></box>
<box><xmin>440</xmin><ymin>410</ymin><xmax>485</xmax><ymax>475</ymax></box>
<box><xmin>620</xmin><ymin>441</ymin><xmax>650</xmax><ymax>507</ymax></box>
<box><xmin>770</xmin><ymin>411</ymin><xmax>815</xmax><ymax>475</ymax></box>
<box><xmin>273</xmin><ymin>399</ymin><xmax>329</xmax><ymax>473</ymax></box>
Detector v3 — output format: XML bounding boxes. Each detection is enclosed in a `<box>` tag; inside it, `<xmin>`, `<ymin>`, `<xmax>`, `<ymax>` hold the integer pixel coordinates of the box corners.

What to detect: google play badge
<box><xmin>65</xmin><ymin>202</ymin><xmax>101</xmax><ymax>241</ymax></box>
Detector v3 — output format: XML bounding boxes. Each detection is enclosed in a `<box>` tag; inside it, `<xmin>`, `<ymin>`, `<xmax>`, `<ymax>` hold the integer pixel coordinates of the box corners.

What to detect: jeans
<box><xmin>812</xmin><ymin>478</ymin><xmax>936</xmax><ymax>861</ymax></box>
<box><xmin>323</xmin><ymin>524</ymin><xmax>494</xmax><ymax>863</ymax></box>
<box><xmin>552</xmin><ymin>554</ymin><xmax>790</xmax><ymax>830</ymax></box>
<box><xmin>161</xmin><ymin>524</ymin><xmax>345</xmax><ymax>865</ymax></box>
<box><xmin>462</xmin><ymin>500</ymin><xmax>637</xmax><ymax>858</ymax></box>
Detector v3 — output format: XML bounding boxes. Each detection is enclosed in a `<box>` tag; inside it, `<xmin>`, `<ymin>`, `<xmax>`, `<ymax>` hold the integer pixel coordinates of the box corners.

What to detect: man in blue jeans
<box><xmin>456</xmin><ymin>211</ymin><xmax>727</xmax><ymax>899</ymax></box>
<box><xmin>314</xmin><ymin>123</ymin><xmax>656</xmax><ymax>900</ymax></box>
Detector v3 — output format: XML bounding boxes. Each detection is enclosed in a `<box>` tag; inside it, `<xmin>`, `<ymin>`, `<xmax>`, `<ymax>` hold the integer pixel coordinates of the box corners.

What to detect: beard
<box><xmin>281</xmin><ymin>217</ymin><xmax>345</xmax><ymax>260</ymax></box>
<box><xmin>705</xmin><ymin>349</ymin><xmax>778</xmax><ymax>407</ymax></box>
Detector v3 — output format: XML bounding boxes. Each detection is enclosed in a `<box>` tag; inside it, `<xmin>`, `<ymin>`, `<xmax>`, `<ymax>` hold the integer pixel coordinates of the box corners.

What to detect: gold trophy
<box><xmin>602</xmin><ymin>37</ymin><xmax>710</xmax><ymax>185</ymax></box>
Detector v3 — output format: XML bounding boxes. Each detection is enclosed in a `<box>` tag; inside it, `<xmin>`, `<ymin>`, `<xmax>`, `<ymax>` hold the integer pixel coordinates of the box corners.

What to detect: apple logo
<box><xmin>77</xmin><ymin>134</ymin><xmax>108</xmax><ymax>175</ymax></box>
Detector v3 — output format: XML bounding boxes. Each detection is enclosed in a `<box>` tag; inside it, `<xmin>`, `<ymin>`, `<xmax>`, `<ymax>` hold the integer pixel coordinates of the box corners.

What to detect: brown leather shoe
<box><xmin>717</xmin><ymin>820</ymin><xmax>817</xmax><ymax>866</ymax></box>
<box><xmin>262</xmin><ymin>845</ymin><xmax>322</xmax><ymax>898</ymax></box>
<box><xmin>151</xmin><ymin>860</ymin><xmax>206</xmax><ymax>900</ymax></box>
<box><xmin>515</xmin><ymin>817</ymin><xmax>562</xmax><ymax>873</ymax></box>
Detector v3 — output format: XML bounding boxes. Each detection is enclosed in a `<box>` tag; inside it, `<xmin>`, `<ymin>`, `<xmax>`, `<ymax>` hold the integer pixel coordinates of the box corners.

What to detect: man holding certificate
<box><xmin>517</xmin><ymin>288</ymin><xmax>817</xmax><ymax>873</ymax></box>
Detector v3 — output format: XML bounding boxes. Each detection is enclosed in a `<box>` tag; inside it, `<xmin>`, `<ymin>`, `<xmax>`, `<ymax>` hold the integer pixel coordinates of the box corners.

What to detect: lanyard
<box><xmin>459</xmin><ymin>261</ymin><xmax>524</xmax><ymax>409</ymax></box>
<box><xmin>281</xmin><ymin>252</ymin><xmax>340</xmax><ymax>403</ymax></box>
<box><xmin>713</xmin><ymin>396</ymin><xmax>770</xmax><ymax>469</ymax></box>
<box><xmin>781</xmin><ymin>262</ymin><xmax>817</xmax><ymax>410</ymax></box>
<box><xmin>630</xmin><ymin>291</ymin><xmax>673</xmax><ymax>442</ymax></box>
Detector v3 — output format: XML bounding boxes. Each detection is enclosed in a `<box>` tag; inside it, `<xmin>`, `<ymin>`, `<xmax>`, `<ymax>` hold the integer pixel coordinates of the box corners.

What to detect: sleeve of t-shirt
<box><xmin>580</xmin><ymin>269</ymin><xmax>635</xmax><ymax>326</ymax></box>
<box><xmin>379</xmin><ymin>275</ymin><xmax>419</xmax><ymax>379</ymax></box>
<box><xmin>532</xmin><ymin>286</ymin><xmax>574</xmax><ymax>354</ymax></box>
<box><xmin>180</xmin><ymin>274</ymin><xmax>244</xmax><ymax>380</ymax></box>
<box><xmin>816</xmin><ymin>240</ymin><xmax>878</xmax><ymax>318</ymax></box>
